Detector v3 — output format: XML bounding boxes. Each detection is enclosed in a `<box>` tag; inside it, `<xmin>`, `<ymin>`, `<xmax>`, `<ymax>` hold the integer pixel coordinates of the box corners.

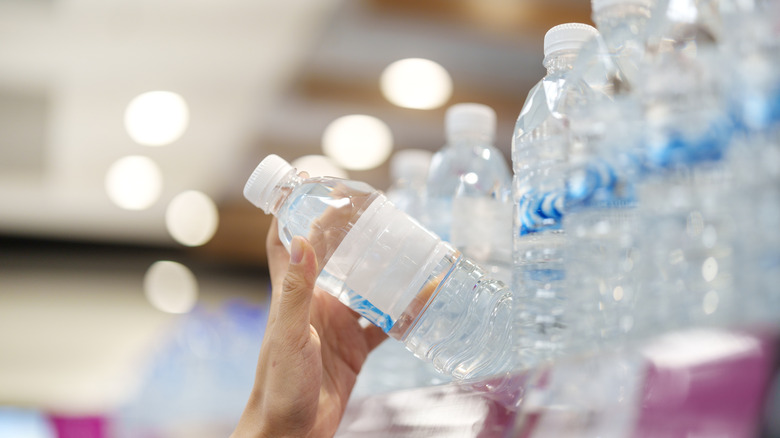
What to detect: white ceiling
<box><xmin>0</xmin><ymin>0</ymin><xmax>342</xmax><ymax>245</ymax></box>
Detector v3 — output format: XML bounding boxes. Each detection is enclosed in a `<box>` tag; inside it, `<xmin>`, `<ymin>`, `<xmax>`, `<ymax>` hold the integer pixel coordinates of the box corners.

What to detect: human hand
<box><xmin>232</xmin><ymin>218</ymin><xmax>388</xmax><ymax>438</ymax></box>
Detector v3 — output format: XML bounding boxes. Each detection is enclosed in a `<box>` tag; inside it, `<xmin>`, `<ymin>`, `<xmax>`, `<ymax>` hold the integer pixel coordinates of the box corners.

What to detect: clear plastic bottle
<box><xmin>423</xmin><ymin>104</ymin><xmax>513</xmax><ymax>284</ymax></box>
<box><xmin>589</xmin><ymin>0</ymin><xmax>654</xmax><ymax>87</ymax></box>
<box><xmin>511</xmin><ymin>23</ymin><xmax>598</xmax><ymax>363</ymax></box>
<box><xmin>564</xmin><ymin>116</ymin><xmax>644</xmax><ymax>354</ymax></box>
<box><xmin>632</xmin><ymin>0</ymin><xmax>737</xmax><ymax>337</ymax></box>
<box><xmin>244</xmin><ymin>154</ymin><xmax>514</xmax><ymax>380</ymax></box>
<box><xmin>720</xmin><ymin>0</ymin><xmax>780</xmax><ymax>326</ymax></box>
<box><xmin>562</xmin><ymin>0</ymin><xmax>654</xmax><ymax>354</ymax></box>
<box><xmin>385</xmin><ymin>148</ymin><xmax>433</xmax><ymax>222</ymax></box>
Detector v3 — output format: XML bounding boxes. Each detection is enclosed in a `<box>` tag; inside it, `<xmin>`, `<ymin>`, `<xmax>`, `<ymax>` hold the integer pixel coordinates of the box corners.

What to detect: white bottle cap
<box><xmin>389</xmin><ymin>149</ymin><xmax>433</xmax><ymax>180</ymax></box>
<box><xmin>591</xmin><ymin>0</ymin><xmax>655</xmax><ymax>14</ymax></box>
<box><xmin>243</xmin><ymin>154</ymin><xmax>294</xmax><ymax>213</ymax></box>
<box><xmin>445</xmin><ymin>103</ymin><xmax>496</xmax><ymax>143</ymax></box>
<box><xmin>543</xmin><ymin>23</ymin><xmax>599</xmax><ymax>58</ymax></box>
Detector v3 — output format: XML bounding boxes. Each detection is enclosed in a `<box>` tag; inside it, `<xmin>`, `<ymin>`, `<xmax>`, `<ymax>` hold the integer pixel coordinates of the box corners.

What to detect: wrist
<box><xmin>231</xmin><ymin>419</ymin><xmax>280</xmax><ymax>438</ymax></box>
<box><xmin>232</xmin><ymin>399</ymin><xmax>306</xmax><ymax>438</ymax></box>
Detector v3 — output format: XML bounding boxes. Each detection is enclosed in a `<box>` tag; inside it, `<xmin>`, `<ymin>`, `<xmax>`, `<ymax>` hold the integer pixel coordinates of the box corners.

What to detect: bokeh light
<box><xmin>105</xmin><ymin>155</ymin><xmax>163</xmax><ymax>210</ymax></box>
<box><xmin>380</xmin><ymin>58</ymin><xmax>453</xmax><ymax>110</ymax></box>
<box><xmin>291</xmin><ymin>155</ymin><xmax>348</xmax><ymax>178</ymax></box>
<box><xmin>613</xmin><ymin>286</ymin><xmax>625</xmax><ymax>302</ymax></box>
<box><xmin>701</xmin><ymin>257</ymin><xmax>719</xmax><ymax>282</ymax></box>
<box><xmin>124</xmin><ymin>91</ymin><xmax>189</xmax><ymax>146</ymax></box>
<box><xmin>322</xmin><ymin>115</ymin><xmax>393</xmax><ymax>171</ymax></box>
<box><xmin>144</xmin><ymin>261</ymin><xmax>198</xmax><ymax>314</ymax></box>
<box><xmin>165</xmin><ymin>190</ymin><xmax>219</xmax><ymax>247</ymax></box>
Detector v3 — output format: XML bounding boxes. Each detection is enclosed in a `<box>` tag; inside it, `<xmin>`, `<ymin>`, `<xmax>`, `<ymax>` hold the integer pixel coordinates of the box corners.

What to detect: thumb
<box><xmin>278</xmin><ymin>236</ymin><xmax>318</xmax><ymax>337</ymax></box>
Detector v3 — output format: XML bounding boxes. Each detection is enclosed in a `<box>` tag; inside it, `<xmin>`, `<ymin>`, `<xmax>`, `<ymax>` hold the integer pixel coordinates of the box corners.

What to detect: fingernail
<box><xmin>290</xmin><ymin>237</ymin><xmax>304</xmax><ymax>265</ymax></box>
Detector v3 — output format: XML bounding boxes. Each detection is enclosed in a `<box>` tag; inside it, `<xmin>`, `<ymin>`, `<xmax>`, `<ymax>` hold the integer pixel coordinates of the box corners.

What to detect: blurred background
<box><xmin>0</xmin><ymin>0</ymin><xmax>592</xmax><ymax>435</ymax></box>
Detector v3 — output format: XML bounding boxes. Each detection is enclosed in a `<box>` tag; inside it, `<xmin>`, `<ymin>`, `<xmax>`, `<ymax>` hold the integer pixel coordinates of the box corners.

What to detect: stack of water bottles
<box><xmin>243</xmin><ymin>0</ymin><xmax>779</xmax><ymax>386</ymax></box>
<box><xmin>512</xmin><ymin>0</ymin><xmax>780</xmax><ymax>367</ymax></box>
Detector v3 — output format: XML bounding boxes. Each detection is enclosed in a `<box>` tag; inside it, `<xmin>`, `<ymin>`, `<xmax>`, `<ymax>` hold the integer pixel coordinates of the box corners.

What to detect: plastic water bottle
<box><xmin>589</xmin><ymin>0</ymin><xmax>654</xmax><ymax>88</ymax></box>
<box><xmin>385</xmin><ymin>148</ymin><xmax>433</xmax><ymax>222</ymax></box>
<box><xmin>643</xmin><ymin>0</ymin><xmax>722</xmax><ymax>54</ymax></box>
<box><xmin>632</xmin><ymin>0</ymin><xmax>737</xmax><ymax>337</ymax></box>
<box><xmin>562</xmin><ymin>0</ymin><xmax>654</xmax><ymax>354</ymax></box>
<box><xmin>565</xmin><ymin>0</ymin><xmax>653</xmax><ymax>98</ymax></box>
<box><xmin>511</xmin><ymin>23</ymin><xmax>598</xmax><ymax>363</ymax></box>
<box><xmin>565</xmin><ymin>118</ymin><xmax>644</xmax><ymax>354</ymax></box>
<box><xmin>720</xmin><ymin>0</ymin><xmax>780</xmax><ymax>326</ymax></box>
<box><xmin>423</xmin><ymin>103</ymin><xmax>513</xmax><ymax>283</ymax></box>
<box><xmin>244</xmin><ymin>155</ymin><xmax>514</xmax><ymax>380</ymax></box>
<box><xmin>728</xmin><ymin>129</ymin><xmax>780</xmax><ymax>326</ymax></box>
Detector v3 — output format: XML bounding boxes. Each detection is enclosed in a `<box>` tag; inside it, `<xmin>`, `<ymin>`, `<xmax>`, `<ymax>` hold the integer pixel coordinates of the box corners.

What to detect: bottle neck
<box><xmin>267</xmin><ymin>169</ymin><xmax>302</xmax><ymax>216</ymax></box>
<box><xmin>543</xmin><ymin>50</ymin><xmax>580</xmax><ymax>75</ymax></box>
<box><xmin>593</xmin><ymin>4</ymin><xmax>652</xmax><ymax>46</ymax></box>
<box><xmin>593</xmin><ymin>3</ymin><xmax>652</xmax><ymax>26</ymax></box>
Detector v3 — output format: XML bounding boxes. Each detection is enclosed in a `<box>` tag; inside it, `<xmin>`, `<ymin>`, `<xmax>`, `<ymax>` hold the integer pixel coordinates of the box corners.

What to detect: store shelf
<box><xmin>338</xmin><ymin>327</ymin><xmax>779</xmax><ymax>437</ymax></box>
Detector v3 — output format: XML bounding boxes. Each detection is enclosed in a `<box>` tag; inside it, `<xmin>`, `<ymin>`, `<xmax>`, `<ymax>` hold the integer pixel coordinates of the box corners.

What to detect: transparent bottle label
<box><xmin>321</xmin><ymin>195</ymin><xmax>451</xmax><ymax>333</ymax></box>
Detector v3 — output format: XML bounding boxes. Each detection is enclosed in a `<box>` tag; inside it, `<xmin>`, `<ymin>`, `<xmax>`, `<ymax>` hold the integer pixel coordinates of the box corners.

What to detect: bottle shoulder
<box><xmin>428</xmin><ymin>145</ymin><xmax>510</xmax><ymax>180</ymax></box>
<box><xmin>432</xmin><ymin>143</ymin><xmax>509</xmax><ymax>164</ymax></box>
<box><xmin>295</xmin><ymin>176</ymin><xmax>375</xmax><ymax>195</ymax></box>
<box><xmin>514</xmin><ymin>74</ymin><xmax>594</xmax><ymax>144</ymax></box>
<box><xmin>278</xmin><ymin>177</ymin><xmax>377</xmax><ymax>218</ymax></box>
